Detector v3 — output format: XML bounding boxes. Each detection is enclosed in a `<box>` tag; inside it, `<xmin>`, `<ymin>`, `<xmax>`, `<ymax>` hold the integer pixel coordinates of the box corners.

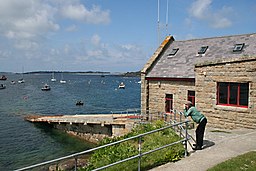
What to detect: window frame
<box><xmin>233</xmin><ymin>43</ymin><xmax>245</xmax><ymax>52</ymax></box>
<box><xmin>217</xmin><ymin>82</ymin><xmax>249</xmax><ymax>108</ymax></box>
<box><xmin>198</xmin><ymin>46</ymin><xmax>208</xmax><ymax>54</ymax></box>
<box><xmin>168</xmin><ymin>48</ymin><xmax>179</xmax><ymax>56</ymax></box>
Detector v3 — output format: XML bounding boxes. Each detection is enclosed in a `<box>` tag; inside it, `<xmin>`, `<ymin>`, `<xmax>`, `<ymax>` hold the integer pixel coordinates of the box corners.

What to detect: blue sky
<box><xmin>0</xmin><ymin>0</ymin><xmax>255</xmax><ymax>73</ymax></box>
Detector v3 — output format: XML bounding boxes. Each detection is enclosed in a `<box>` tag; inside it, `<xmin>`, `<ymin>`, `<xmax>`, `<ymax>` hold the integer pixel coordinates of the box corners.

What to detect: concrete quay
<box><xmin>25</xmin><ymin>114</ymin><xmax>141</xmax><ymax>143</ymax></box>
<box><xmin>25</xmin><ymin>113</ymin><xmax>140</xmax><ymax>125</ymax></box>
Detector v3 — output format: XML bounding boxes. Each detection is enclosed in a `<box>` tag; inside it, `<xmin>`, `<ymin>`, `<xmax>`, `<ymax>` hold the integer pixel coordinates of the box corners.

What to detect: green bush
<box><xmin>81</xmin><ymin>120</ymin><xmax>185</xmax><ymax>171</ymax></box>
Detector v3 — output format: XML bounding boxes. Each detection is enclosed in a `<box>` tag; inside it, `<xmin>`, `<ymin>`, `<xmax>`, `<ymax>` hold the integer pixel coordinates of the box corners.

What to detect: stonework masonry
<box><xmin>52</xmin><ymin>121</ymin><xmax>135</xmax><ymax>143</ymax></box>
<box><xmin>141</xmin><ymin>76</ymin><xmax>195</xmax><ymax>120</ymax></box>
<box><xmin>141</xmin><ymin>33</ymin><xmax>256</xmax><ymax>129</ymax></box>
<box><xmin>195</xmin><ymin>56</ymin><xmax>256</xmax><ymax>129</ymax></box>
<box><xmin>141</xmin><ymin>56</ymin><xmax>256</xmax><ymax>129</ymax></box>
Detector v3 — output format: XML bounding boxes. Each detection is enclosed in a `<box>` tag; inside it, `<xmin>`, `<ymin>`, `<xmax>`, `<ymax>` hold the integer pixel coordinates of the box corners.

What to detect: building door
<box><xmin>165</xmin><ymin>94</ymin><xmax>173</xmax><ymax>113</ymax></box>
<box><xmin>188</xmin><ymin>90</ymin><xmax>195</xmax><ymax>106</ymax></box>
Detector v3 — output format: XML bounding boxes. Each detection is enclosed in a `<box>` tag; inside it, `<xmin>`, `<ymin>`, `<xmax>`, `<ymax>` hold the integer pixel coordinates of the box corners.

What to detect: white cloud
<box><xmin>91</xmin><ymin>34</ymin><xmax>101</xmax><ymax>46</ymax></box>
<box><xmin>211</xmin><ymin>15</ymin><xmax>232</xmax><ymax>29</ymax></box>
<box><xmin>65</xmin><ymin>25</ymin><xmax>78</xmax><ymax>32</ymax></box>
<box><xmin>0</xmin><ymin>0</ymin><xmax>144</xmax><ymax>72</ymax></box>
<box><xmin>0</xmin><ymin>0</ymin><xmax>59</xmax><ymax>41</ymax></box>
<box><xmin>14</xmin><ymin>40</ymin><xmax>39</xmax><ymax>50</ymax></box>
<box><xmin>64</xmin><ymin>44</ymin><xmax>70</xmax><ymax>54</ymax></box>
<box><xmin>50</xmin><ymin>48</ymin><xmax>60</xmax><ymax>55</ymax></box>
<box><xmin>189</xmin><ymin>0</ymin><xmax>211</xmax><ymax>19</ymax></box>
<box><xmin>87</xmin><ymin>49</ymin><xmax>104</xmax><ymax>57</ymax></box>
<box><xmin>0</xmin><ymin>50</ymin><xmax>12</xmax><ymax>58</ymax></box>
<box><xmin>60</xmin><ymin>4</ymin><xmax>110</xmax><ymax>24</ymax></box>
<box><xmin>121</xmin><ymin>44</ymin><xmax>137</xmax><ymax>50</ymax></box>
<box><xmin>189</xmin><ymin>0</ymin><xmax>232</xmax><ymax>29</ymax></box>
<box><xmin>0</xmin><ymin>0</ymin><xmax>110</xmax><ymax>52</ymax></box>
<box><xmin>70</xmin><ymin>35</ymin><xmax>146</xmax><ymax>71</ymax></box>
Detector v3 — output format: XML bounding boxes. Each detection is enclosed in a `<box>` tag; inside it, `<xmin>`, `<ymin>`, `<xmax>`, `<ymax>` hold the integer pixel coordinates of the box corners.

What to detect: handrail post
<box><xmin>184</xmin><ymin>120</ymin><xmax>188</xmax><ymax>157</ymax></box>
<box><xmin>74</xmin><ymin>157</ymin><xmax>77</xmax><ymax>171</ymax></box>
<box><xmin>179</xmin><ymin>112</ymin><xmax>182</xmax><ymax>137</ymax></box>
<box><xmin>138</xmin><ymin>136</ymin><xmax>142</xmax><ymax>171</ymax></box>
<box><xmin>173</xmin><ymin>110</ymin><xmax>176</xmax><ymax>131</ymax></box>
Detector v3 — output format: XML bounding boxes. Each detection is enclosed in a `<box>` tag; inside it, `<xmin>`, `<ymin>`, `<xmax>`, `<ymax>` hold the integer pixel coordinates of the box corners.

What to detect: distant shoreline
<box><xmin>1</xmin><ymin>71</ymin><xmax>141</xmax><ymax>77</ymax></box>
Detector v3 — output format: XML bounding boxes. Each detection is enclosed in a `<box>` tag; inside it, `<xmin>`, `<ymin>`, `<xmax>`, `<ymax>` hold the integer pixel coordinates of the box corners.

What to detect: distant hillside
<box><xmin>17</xmin><ymin>70</ymin><xmax>141</xmax><ymax>77</ymax></box>
<box><xmin>120</xmin><ymin>71</ymin><xmax>140</xmax><ymax>77</ymax></box>
<box><xmin>23</xmin><ymin>71</ymin><xmax>111</xmax><ymax>74</ymax></box>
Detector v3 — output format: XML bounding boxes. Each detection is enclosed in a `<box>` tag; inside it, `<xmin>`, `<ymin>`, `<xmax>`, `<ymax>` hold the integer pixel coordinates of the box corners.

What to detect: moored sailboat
<box><xmin>18</xmin><ymin>67</ymin><xmax>25</xmax><ymax>83</ymax></box>
<box><xmin>60</xmin><ymin>72</ymin><xmax>66</xmax><ymax>84</ymax></box>
<box><xmin>51</xmin><ymin>72</ymin><xmax>56</xmax><ymax>82</ymax></box>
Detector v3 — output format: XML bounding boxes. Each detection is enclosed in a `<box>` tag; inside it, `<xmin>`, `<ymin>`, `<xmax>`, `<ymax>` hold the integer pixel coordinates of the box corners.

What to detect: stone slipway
<box><xmin>150</xmin><ymin>127</ymin><xmax>256</xmax><ymax>171</ymax></box>
<box><xmin>25</xmin><ymin>114</ymin><xmax>141</xmax><ymax>125</ymax></box>
<box><xmin>25</xmin><ymin>114</ymin><xmax>142</xmax><ymax>143</ymax></box>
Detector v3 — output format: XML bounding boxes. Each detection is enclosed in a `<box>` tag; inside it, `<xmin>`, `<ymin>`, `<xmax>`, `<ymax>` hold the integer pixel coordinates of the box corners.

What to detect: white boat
<box><xmin>18</xmin><ymin>67</ymin><xmax>25</xmax><ymax>83</ymax></box>
<box><xmin>0</xmin><ymin>84</ymin><xmax>6</xmax><ymax>89</ymax></box>
<box><xmin>51</xmin><ymin>72</ymin><xmax>56</xmax><ymax>82</ymax></box>
<box><xmin>118</xmin><ymin>82</ymin><xmax>125</xmax><ymax>89</ymax></box>
<box><xmin>18</xmin><ymin>78</ymin><xmax>25</xmax><ymax>84</ymax></box>
<box><xmin>60</xmin><ymin>72</ymin><xmax>66</xmax><ymax>84</ymax></box>
<box><xmin>41</xmin><ymin>84</ymin><xmax>51</xmax><ymax>91</ymax></box>
<box><xmin>60</xmin><ymin>80</ymin><xmax>66</xmax><ymax>84</ymax></box>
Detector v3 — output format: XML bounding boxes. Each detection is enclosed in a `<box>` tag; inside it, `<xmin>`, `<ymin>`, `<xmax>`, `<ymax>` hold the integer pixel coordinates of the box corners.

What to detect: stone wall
<box><xmin>195</xmin><ymin>56</ymin><xmax>256</xmax><ymax>129</ymax></box>
<box><xmin>140</xmin><ymin>72</ymin><xmax>148</xmax><ymax>115</ymax></box>
<box><xmin>53</xmin><ymin>123</ymin><xmax>112</xmax><ymax>143</ymax></box>
<box><xmin>141</xmin><ymin>77</ymin><xmax>195</xmax><ymax>120</ymax></box>
<box><xmin>52</xmin><ymin>122</ymin><xmax>134</xmax><ymax>143</ymax></box>
<box><xmin>141</xmin><ymin>56</ymin><xmax>256</xmax><ymax>129</ymax></box>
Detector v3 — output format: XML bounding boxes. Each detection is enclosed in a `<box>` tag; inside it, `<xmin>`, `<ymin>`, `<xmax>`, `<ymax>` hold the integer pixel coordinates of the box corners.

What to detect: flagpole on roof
<box><xmin>166</xmin><ymin>0</ymin><xmax>169</xmax><ymax>36</ymax></box>
<box><xmin>157</xmin><ymin>0</ymin><xmax>160</xmax><ymax>45</ymax></box>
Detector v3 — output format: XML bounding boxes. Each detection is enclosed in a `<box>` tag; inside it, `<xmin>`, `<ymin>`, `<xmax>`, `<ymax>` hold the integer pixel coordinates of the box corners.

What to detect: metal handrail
<box><xmin>15</xmin><ymin>120</ymin><xmax>190</xmax><ymax>171</ymax></box>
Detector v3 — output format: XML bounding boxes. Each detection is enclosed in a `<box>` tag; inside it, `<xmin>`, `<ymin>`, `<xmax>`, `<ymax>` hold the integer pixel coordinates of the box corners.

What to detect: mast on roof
<box><xmin>157</xmin><ymin>0</ymin><xmax>160</xmax><ymax>45</ymax></box>
<box><xmin>166</xmin><ymin>0</ymin><xmax>169</xmax><ymax>35</ymax></box>
<box><xmin>157</xmin><ymin>0</ymin><xmax>170</xmax><ymax>45</ymax></box>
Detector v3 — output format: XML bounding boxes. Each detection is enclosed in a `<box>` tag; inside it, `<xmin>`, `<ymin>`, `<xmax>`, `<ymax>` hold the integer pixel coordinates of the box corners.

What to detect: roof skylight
<box><xmin>198</xmin><ymin>46</ymin><xmax>208</xmax><ymax>54</ymax></box>
<box><xmin>233</xmin><ymin>43</ymin><xmax>245</xmax><ymax>52</ymax></box>
<box><xmin>168</xmin><ymin>48</ymin><xmax>179</xmax><ymax>56</ymax></box>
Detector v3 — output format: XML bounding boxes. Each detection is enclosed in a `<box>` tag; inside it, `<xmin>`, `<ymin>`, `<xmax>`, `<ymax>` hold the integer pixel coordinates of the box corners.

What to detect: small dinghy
<box><xmin>76</xmin><ymin>100</ymin><xmax>84</xmax><ymax>106</ymax></box>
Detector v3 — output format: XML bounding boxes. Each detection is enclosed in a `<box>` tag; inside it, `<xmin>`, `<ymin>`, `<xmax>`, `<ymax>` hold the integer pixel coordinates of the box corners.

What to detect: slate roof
<box><xmin>145</xmin><ymin>33</ymin><xmax>256</xmax><ymax>79</ymax></box>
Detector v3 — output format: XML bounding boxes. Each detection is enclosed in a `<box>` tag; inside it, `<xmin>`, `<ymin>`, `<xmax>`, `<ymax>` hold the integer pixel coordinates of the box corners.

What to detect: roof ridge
<box><xmin>174</xmin><ymin>32</ymin><xmax>256</xmax><ymax>42</ymax></box>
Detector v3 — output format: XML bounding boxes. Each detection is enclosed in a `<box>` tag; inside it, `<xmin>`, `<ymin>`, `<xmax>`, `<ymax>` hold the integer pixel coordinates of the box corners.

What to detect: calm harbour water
<box><xmin>0</xmin><ymin>73</ymin><xmax>141</xmax><ymax>170</ymax></box>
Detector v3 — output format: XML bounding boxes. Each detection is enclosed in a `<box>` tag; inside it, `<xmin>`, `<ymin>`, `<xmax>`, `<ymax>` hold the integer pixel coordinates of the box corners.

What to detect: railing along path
<box><xmin>15</xmin><ymin>109</ymin><xmax>193</xmax><ymax>171</ymax></box>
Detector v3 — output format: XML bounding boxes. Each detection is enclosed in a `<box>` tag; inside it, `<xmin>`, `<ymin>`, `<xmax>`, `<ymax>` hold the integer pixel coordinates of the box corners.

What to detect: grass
<box><xmin>208</xmin><ymin>151</ymin><xmax>256</xmax><ymax>171</ymax></box>
<box><xmin>80</xmin><ymin>120</ymin><xmax>185</xmax><ymax>171</ymax></box>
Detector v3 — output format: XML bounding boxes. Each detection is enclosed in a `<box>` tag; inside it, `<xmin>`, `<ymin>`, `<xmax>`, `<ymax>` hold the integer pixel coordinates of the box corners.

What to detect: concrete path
<box><xmin>149</xmin><ymin>127</ymin><xmax>256</xmax><ymax>171</ymax></box>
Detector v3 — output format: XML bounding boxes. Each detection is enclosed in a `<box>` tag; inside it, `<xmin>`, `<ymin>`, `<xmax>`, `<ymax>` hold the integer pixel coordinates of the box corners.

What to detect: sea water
<box><xmin>0</xmin><ymin>73</ymin><xmax>141</xmax><ymax>170</ymax></box>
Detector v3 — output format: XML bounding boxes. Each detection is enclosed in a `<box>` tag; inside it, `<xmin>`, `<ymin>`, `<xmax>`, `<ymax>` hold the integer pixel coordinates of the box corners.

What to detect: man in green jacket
<box><xmin>184</xmin><ymin>101</ymin><xmax>207</xmax><ymax>150</ymax></box>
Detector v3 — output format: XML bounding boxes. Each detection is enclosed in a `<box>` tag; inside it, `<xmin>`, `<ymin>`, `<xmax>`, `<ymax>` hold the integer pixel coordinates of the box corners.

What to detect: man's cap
<box><xmin>185</xmin><ymin>101</ymin><xmax>192</xmax><ymax>105</ymax></box>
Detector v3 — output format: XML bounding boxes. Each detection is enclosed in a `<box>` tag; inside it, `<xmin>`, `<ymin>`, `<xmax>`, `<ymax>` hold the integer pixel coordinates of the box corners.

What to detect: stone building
<box><xmin>141</xmin><ymin>33</ymin><xmax>256</xmax><ymax>129</ymax></box>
